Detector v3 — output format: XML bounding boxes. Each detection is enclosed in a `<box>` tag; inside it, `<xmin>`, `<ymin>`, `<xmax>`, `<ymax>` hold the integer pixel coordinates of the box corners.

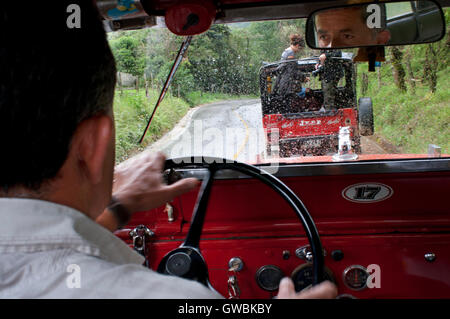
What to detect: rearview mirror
<box><xmin>305</xmin><ymin>0</ymin><xmax>445</xmax><ymax>49</ymax></box>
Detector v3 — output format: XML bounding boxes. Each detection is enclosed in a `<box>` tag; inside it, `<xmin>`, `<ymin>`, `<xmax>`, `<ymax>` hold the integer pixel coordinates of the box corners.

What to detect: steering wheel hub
<box><xmin>166</xmin><ymin>252</ymin><xmax>192</xmax><ymax>276</ymax></box>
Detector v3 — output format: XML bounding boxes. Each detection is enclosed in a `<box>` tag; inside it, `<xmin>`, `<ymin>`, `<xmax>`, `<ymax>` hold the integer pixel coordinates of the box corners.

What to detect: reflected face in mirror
<box><xmin>315</xmin><ymin>7</ymin><xmax>391</xmax><ymax>48</ymax></box>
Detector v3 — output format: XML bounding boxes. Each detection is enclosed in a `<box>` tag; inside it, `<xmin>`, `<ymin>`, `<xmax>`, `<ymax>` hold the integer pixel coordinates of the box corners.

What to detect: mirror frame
<box><xmin>305</xmin><ymin>0</ymin><xmax>446</xmax><ymax>50</ymax></box>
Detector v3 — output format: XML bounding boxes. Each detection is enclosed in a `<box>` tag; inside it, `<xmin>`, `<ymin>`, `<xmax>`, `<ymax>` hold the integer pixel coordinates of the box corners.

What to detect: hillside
<box><xmin>356</xmin><ymin>36</ymin><xmax>449</xmax><ymax>154</ymax></box>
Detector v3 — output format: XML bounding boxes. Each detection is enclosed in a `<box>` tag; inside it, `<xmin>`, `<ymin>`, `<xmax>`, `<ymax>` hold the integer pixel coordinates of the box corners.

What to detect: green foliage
<box><xmin>156</xmin><ymin>60</ymin><xmax>195</xmax><ymax>99</ymax></box>
<box><xmin>246</xmin><ymin>20</ymin><xmax>312</xmax><ymax>62</ymax></box>
<box><xmin>108</xmin><ymin>19</ymin><xmax>311</xmax><ymax>99</ymax></box>
<box><xmin>110</xmin><ymin>35</ymin><xmax>145</xmax><ymax>77</ymax></box>
<box><xmin>356</xmin><ymin>35</ymin><xmax>449</xmax><ymax>154</ymax></box>
<box><xmin>187</xmin><ymin>24</ymin><xmax>257</xmax><ymax>95</ymax></box>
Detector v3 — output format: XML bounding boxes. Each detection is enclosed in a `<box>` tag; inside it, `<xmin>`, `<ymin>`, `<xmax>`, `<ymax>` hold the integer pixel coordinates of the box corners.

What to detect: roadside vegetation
<box><xmin>114</xmin><ymin>89</ymin><xmax>189</xmax><ymax>162</ymax></box>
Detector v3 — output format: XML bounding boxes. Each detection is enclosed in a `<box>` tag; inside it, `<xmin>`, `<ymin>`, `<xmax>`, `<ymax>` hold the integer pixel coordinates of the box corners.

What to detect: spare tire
<box><xmin>358</xmin><ymin>97</ymin><xmax>374</xmax><ymax>136</ymax></box>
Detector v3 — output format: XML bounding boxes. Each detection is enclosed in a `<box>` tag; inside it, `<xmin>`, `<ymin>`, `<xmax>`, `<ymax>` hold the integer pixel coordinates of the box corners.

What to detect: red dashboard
<box><xmin>115</xmin><ymin>159</ymin><xmax>450</xmax><ymax>298</ymax></box>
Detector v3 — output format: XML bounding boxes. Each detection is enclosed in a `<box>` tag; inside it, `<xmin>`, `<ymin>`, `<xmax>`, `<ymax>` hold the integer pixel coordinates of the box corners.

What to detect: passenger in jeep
<box><xmin>0</xmin><ymin>2</ymin><xmax>337</xmax><ymax>299</ymax></box>
<box><xmin>281</xmin><ymin>34</ymin><xmax>305</xmax><ymax>60</ymax></box>
<box><xmin>272</xmin><ymin>62</ymin><xmax>312</xmax><ymax>113</ymax></box>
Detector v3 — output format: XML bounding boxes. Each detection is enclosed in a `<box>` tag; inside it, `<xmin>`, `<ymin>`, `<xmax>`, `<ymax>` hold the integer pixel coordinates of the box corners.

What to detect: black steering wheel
<box><xmin>157</xmin><ymin>156</ymin><xmax>324</xmax><ymax>293</ymax></box>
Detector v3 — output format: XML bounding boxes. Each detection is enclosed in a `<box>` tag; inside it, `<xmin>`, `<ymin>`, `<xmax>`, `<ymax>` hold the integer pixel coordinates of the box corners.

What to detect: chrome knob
<box><xmin>295</xmin><ymin>245</ymin><xmax>326</xmax><ymax>262</ymax></box>
<box><xmin>424</xmin><ymin>252</ymin><xmax>436</xmax><ymax>262</ymax></box>
<box><xmin>228</xmin><ymin>257</ymin><xmax>244</xmax><ymax>272</ymax></box>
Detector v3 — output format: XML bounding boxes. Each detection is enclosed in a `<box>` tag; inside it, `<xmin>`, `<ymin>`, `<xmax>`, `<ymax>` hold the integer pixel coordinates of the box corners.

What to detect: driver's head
<box><xmin>0</xmin><ymin>1</ymin><xmax>117</xmax><ymax>218</ymax></box>
<box><xmin>315</xmin><ymin>4</ymin><xmax>391</xmax><ymax>48</ymax></box>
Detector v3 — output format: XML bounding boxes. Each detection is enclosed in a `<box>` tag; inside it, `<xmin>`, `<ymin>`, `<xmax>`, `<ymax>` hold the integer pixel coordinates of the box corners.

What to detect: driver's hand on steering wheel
<box><xmin>97</xmin><ymin>152</ymin><xmax>200</xmax><ymax>231</ymax></box>
<box><xmin>113</xmin><ymin>151</ymin><xmax>200</xmax><ymax>213</ymax></box>
<box><xmin>276</xmin><ymin>278</ymin><xmax>338</xmax><ymax>299</ymax></box>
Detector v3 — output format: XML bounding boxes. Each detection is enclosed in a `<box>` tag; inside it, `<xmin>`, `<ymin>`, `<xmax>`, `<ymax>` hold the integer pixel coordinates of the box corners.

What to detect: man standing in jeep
<box><xmin>314</xmin><ymin>50</ymin><xmax>344</xmax><ymax>110</ymax></box>
<box><xmin>314</xmin><ymin>50</ymin><xmax>344</xmax><ymax>111</ymax></box>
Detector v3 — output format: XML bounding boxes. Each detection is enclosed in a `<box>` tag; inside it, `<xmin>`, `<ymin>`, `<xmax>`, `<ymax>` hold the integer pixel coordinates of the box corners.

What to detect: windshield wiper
<box><xmin>138</xmin><ymin>36</ymin><xmax>193</xmax><ymax>144</ymax></box>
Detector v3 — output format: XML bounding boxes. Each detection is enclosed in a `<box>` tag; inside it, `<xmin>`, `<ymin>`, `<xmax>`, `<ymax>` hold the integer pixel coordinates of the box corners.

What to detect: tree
<box><xmin>107</xmin><ymin>18</ymin><xmax>311</xmax><ymax>98</ymax></box>
<box><xmin>188</xmin><ymin>25</ymin><xmax>240</xmax><ymax>94</ymax></box>
<box><xmin>361</xmin><ymin>72</ymin><xmax>369</xmax><ymax>96</ymax></box>
<box><xmin>155</xmin><ymin>60</ymin><xmax>195</xmax><ymax>99</ymax></box>
<box><xmin>389</xmin><ymin>46</ymin><xmax>407</xmax><ymax>92</ymax></box>
<box><xmin>423</xmin><ymin>44</ymin><xmax>438</xmax><ymax>93</ymax></box>
<box><xmin>405</xmin><ymin>47</ymin><xmax>416</xmax><ymax>94</ymax></box>
<box><xmin>110</xmin><ymin>36</ymin><xmax>146</xmax><ymax>91</ymax></box>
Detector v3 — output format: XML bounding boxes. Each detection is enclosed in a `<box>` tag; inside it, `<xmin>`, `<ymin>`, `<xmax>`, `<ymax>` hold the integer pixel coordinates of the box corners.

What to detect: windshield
<box><xmin>109</xmin><ymin>11</ymin><xmax>449</xmax><ymax>166</ymax></box>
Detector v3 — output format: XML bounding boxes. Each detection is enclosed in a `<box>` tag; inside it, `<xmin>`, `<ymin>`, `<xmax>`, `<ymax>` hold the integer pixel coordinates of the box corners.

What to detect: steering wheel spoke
<box><xmin>157</xmin><ymin>157</ymin><xmax>324</xmax><ymax>293</ymax></box>
<box><xmin>183</xmin><ymin>166</ymin><xmax>217</xmax><ymax>248</ymax></box>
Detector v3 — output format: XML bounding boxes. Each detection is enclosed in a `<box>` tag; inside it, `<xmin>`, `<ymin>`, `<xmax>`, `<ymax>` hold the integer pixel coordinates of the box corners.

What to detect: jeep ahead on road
<box><xmin>260</xmin><ymin>55</ymin><xmax>374</xmax><ymax>157</ymax></box>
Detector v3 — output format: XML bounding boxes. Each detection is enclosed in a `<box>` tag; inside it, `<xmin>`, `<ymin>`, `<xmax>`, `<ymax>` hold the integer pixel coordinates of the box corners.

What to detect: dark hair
<box><xmin>290</xmin><ymin>34</ymin><xmax>305</xmax><ymax>47</ymax></box>
<box><xmin>0</xmin><ymin>1</ymin><xmax>116</xmax><ymax>192</ymax></box>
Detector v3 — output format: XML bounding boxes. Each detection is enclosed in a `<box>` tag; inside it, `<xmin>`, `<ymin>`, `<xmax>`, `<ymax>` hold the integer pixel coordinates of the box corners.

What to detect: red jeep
<box><xmin>260</xmin><ymin>55</ymin><xmax>374</xmax><ymax>158</ymax></box>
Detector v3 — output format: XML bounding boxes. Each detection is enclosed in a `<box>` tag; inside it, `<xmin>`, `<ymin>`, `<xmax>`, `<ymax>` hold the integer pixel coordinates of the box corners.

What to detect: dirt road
<box><xmin>149</xmin><ymin>99</ymin><xmax>391</xmax><ymax>161</ymax></box>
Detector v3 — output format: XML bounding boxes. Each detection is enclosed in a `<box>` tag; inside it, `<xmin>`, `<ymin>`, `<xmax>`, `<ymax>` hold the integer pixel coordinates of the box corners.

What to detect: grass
<box><xmin>113</xmin><ymin>89</ymin><xmax>190</xmax><ymax>163</ymax></box>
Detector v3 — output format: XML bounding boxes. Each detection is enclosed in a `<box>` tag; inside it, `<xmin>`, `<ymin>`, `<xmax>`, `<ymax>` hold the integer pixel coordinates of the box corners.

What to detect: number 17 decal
<box><xmin>342</xmin><ymin>183</ymin><xmax>393</xmax><ymax>203</ymax></box>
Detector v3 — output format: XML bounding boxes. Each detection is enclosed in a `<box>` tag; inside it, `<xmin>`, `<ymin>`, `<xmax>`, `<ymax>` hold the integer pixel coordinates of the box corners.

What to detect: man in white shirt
<box><xmin>0</xmin><ymin>1</ymin><xmax>337</xmax><ymax>299</ymax></box>
<box><xmin>281</xmin><ymin>34</ymin><xmax>305</xmax><ymax>60</ymax></box>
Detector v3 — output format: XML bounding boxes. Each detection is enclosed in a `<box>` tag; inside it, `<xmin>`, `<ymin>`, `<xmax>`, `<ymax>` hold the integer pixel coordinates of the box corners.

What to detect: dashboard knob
<box><xmin>331</xmin><ymin>249</ymin><xmax>344</xmax><ymax>261</ymax></box>
<box><xmin>424</xmin><ymin>252</ymin><xmax>436</xmax><ymax>262</ymax></box>
<box><xmin>228</xmin><ymin>257</ymin><xmax>244</xmax><ymax>272</ymax></box>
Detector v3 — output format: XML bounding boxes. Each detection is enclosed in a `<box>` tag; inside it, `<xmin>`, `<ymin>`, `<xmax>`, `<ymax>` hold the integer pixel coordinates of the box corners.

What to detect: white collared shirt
<box><xmin>0</xmin><ymin>198</ymin><xmax>222</xmax><ymax>299</ymax></box>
